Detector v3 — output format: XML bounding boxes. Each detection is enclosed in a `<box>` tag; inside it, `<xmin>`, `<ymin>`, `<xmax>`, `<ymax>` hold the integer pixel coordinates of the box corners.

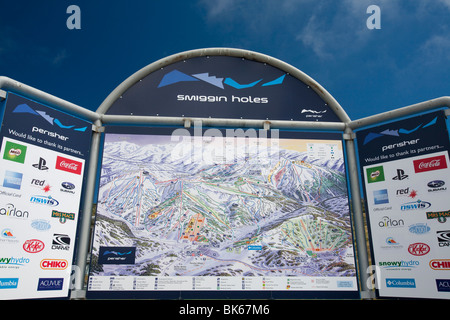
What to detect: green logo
<box><xmin>366</xmin><ymin>165</ymin><xmax>385</xmax><ymax>183</ymax></box>
<box><xmin>3</xmin><ymin>141</ymin><xmax>27</xmax><ymax>164</ymax></box>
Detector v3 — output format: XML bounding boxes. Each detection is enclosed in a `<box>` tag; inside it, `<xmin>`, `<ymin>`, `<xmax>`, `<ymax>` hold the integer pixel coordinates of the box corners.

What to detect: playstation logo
<box><xmin>33</xmin><ymin>157</ymin><xmax>49</xmax><ymax>170</ymax></box>
<box><xmin>392</xmin><ymin>169</ymin><xmax>408</xmax><ymax>181</ymax></box>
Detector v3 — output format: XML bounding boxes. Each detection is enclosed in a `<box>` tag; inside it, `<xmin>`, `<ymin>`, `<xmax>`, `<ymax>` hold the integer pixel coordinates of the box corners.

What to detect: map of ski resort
<box><xmin>88</xmin><ymin>133</ymin><xmax>357</xmax><ymax>292</ymax></box>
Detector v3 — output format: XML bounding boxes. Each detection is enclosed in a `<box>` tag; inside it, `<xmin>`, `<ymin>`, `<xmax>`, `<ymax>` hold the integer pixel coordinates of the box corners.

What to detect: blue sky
<box><xmin>1</xmin><ymin>0</ymin><xmax>450</xmax><ymax>120</ymax></box>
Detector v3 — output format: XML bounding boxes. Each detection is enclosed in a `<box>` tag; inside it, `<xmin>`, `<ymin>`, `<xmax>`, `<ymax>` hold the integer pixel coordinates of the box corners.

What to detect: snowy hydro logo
<box><xmin>169</xmin><ymin>122</ymin><xmax>280</xmax><ymax>166</ymax></box>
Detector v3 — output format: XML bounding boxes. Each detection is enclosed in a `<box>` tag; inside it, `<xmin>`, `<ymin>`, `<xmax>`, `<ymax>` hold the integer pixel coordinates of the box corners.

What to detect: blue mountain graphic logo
<box><xmin>12</xmin><ymin>104</ymin><xmax>87</xmax><ymax>132</ymax></box>
<box><xmin>363</xmin><ymin>116</ymin><xmax>437</xmax><ymax>145</ymax></box>
<box><xmin>157</xmin><ymin>69</ymin><xmax>286</xmax><ymax>89</ymax></box>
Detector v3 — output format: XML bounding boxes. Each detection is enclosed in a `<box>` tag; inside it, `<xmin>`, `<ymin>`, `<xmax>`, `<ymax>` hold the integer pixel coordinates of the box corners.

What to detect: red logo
<box><xmin>55</xmin><ymin>156</ymin><xmax>82</xmax><ymax>175</ymax></box>
<box><xmin>23</xmin><ymin>239</ymin><xmax>45</xmax><ymax>253</ymax></box>
<box><xmin>413</xmin><ymin>155</ymin><xmax>447</xmax><ymax>173</ymax></box>
<box><xmin>408</xmin><ymin>243</ymin><xmax>430</xmax><ymax>256</ymax></box>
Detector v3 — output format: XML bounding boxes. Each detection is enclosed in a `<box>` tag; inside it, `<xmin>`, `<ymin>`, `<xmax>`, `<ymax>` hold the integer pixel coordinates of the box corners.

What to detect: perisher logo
<box><xmin>55</xmin><ymin>156</ymin><xmax>82</xmax><ymax>175</ymax></box>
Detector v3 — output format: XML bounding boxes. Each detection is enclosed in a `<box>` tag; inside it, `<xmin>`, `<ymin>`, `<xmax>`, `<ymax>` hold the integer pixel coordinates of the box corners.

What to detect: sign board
<box><xmin>86</xmin><ymin>127</ymin><xmax>358</xmax><ymax>299</ymax></box>
<box><xmin>105</xmin><ymin>56</ymin><xmax>342</xmax><ymax>122</ymax></box>
<box><xmin>0</xmin><ymin>93</ymin><xmax>92</xmax><ymax>299</ymax></box>
<box><xmin>356</xmin><ymin>110</ymin><xmax>450</xmax><ymax>299</ymax></box>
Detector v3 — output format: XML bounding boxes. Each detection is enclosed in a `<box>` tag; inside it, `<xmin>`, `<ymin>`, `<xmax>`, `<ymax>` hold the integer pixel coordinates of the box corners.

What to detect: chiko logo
<box><xmin>13</xmin><ymin>103</ymin><xmax>87</xmax><ymax>132</ymax></box>
<box><xmin>429</xmin><ymin>259</ymin><xmax>450</xmax><ymax>270</ymax></box>
<box><xmin>413</xmin><ymin>155</ymin><xmax>447</xmax><ymax>173</ymax></box>
<box><xmin>400</xmin><ymin>199</ymin><xmax>431</xmax><ymax>211</ymax></box>
<box><xmin>23</xmin><ymin>239</ymin><xmax>45</xmax><ymax>253</ymax></box>
<box><xmin>407</xmin><ymin>243</ymin><xmax>430</xmax><ymax>256</ymax></box>
<box><xmin>55</xmin><ymin>156</ymin><xmax>82</xmax><ymax>175</ymax></box>
<box><xmin>40</xmin><ymin>259</ymin><xmax>68</xmax><ymax>270</ymax></box>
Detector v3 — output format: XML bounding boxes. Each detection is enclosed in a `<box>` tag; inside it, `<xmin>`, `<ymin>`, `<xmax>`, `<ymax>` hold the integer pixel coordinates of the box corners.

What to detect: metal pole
<box><xmin>348</xmin><ymin>96</ymin><xmax>450</xmax><ymax>130</ymax></box>
<box><xmin>344</xmin><ymin>126</ymin><xmax>374</xmax><ymax>299</ymax></box>
<box><xmin>100</xmin><ymin>114</ymin><xmax>346</xmax><ymax>131</ymax></box>
<box><xmin>71</xmin><ymin>120</ymin><xmax>103</xmax><ymax>298</ymax></box>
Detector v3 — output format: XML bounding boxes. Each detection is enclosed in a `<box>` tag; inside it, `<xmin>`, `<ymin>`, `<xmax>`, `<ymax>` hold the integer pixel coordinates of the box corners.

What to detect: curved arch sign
<box><xmin>101</xmin><ymin>52</ymin><xmax>347</xmax><ymax>123</ymax></box>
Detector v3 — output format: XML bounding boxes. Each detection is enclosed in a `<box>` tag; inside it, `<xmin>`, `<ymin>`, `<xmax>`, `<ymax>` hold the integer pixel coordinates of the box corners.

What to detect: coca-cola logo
<box><xmin>414</xmin><ymin>155</ymin><xmax>447</xmax><ymax>173</ymax></box>
<box><xmin>55</xmin><ymin>156</ymin><xmax>82</xmax><ymax>175</ymax></box>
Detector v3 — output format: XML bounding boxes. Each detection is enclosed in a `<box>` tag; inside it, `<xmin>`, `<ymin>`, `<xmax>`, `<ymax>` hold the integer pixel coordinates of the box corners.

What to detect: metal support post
<box><xmin>344</xmin><ymin>126</ymin><xmax>375</xmax><ymax>299</ymax></box>
<box><xmin>71</xmin><ymin>119</ymin><xmax>103</xmax><ymax>299</ymax></box>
